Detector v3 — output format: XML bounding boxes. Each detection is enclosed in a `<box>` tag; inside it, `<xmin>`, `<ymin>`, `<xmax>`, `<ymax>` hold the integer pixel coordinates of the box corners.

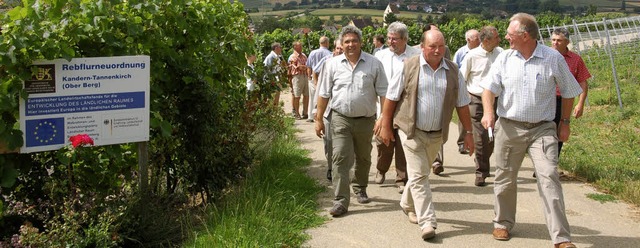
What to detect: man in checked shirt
<box><xmin>480</xmin><ymin>13</ymin><xmax>582</xmax><ymax>248</ymax></box>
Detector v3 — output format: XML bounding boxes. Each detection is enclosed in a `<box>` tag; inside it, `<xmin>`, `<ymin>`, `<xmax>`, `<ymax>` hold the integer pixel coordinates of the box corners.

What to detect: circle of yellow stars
<box><xmin>34</xmin><ymin>121</ymin><xmax>57</xmax><ymax>143</ymax></box>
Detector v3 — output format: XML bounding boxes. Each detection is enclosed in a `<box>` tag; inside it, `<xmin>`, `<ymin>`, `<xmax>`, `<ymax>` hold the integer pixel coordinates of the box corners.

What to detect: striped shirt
<box><xmin>318</xmin><ymin>52</ymin><xmax>388</xmax><ymax>118</ymax></box>
<box><xmin>480</xmin><ymin>44</ymin><xmax>583</xmax><ymax>123</ymax></box>
<box><xmin>387</xmin><ymin>55</ymin><xmax>470</xmax><ymax>131</ymax></box>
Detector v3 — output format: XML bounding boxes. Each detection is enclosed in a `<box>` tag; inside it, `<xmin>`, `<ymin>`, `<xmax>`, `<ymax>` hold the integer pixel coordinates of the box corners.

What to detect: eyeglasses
<box><xmin>387</xmin><ymin>36</ymin><xmax>403</xmax><ymax>41</ymax></box>
<box><xmin>506</xmin><ymin>31</ymin><xmax>523</xmax><ymax>37</ymax></box>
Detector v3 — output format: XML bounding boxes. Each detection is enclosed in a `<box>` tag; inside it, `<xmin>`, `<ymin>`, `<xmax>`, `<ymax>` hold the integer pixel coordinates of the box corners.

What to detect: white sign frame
<box><xmin>19</xmin><ymin>55</ymin><xmax>150</xmax><ymax>153</ymax></box>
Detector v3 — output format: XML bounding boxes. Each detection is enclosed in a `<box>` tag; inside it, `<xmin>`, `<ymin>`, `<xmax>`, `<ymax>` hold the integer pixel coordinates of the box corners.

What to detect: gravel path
<box><xmin>279</xmin><ymin>91</ymin><xmax>640</xmax><ymax>247</ymax></box>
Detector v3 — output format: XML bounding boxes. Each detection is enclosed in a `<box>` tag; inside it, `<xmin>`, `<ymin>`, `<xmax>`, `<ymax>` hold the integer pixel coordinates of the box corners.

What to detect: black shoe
<box><xmin>475</xmin><ymin>177</ymin><xmax>486</xmax><ymax>187</ymax></box>
<box><xmin>458</xmin><ymin>144</ymin><xmax>469</xmax><ymax>154</ymax></box>
<box><xmin>301</xmin><ymin>114</ymin><xmax>308</xmax><ymax>119</ymax></box>
<box><xmin>329</xmin><ymin>204</ymin><xmax>347</xmax><ymax>217</ymax></box>
<box><xmin>326</xmin><ymin>169</ymin><xmax>332</xmax><ymax>181</ymax></box>
<box><xmin>432</xmin><ymin>162</ymin><xmax>444</xmax><ymax>175</ymax></box>
<box><xmin>356</xmin><ymin>191</ymin><xmax>371</xmax><ymax>204</ymax></box>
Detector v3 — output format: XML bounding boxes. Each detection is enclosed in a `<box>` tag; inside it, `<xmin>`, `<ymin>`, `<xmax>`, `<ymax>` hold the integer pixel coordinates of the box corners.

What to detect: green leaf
<box><xmin>159</xmin><ymin>120</ymin><xmax>172</xmax><ymax>137</ymax></box>
<box><xmin>0</xmin><ymin>165</ymin><xmax>18</xmax><ymax>188</ymax></box>
<box><xmin>7</xmin><ymin>7</ymin><xmax>26</xmax><ymax>21</ymax></box>
<box><xmin>7</xmin><ymin>129</ymin><xmax>24</xmax><ymax>149</ymax></box>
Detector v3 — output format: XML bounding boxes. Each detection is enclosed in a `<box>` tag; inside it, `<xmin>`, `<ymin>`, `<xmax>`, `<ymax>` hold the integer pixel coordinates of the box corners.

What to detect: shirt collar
<box><xmin>419</xmin><ymin>54</ymin><xmax>449</xmax><ymax>71</ymax></box>
<box><xmin>530</xmin><ymin>43</ymin><xmax>546</xmax><ymax>59</ymax></box>
<box><xmin>339</xmin><ymin>52</ymin><xmax>366</xmax><ymax>64</ymax></box>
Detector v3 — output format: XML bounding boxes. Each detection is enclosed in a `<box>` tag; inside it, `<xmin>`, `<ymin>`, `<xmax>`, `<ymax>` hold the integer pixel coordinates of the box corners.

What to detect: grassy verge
<box><xmin>560</xmin><ymin>46</ymin><xmax>640</xmax><ymax>205</ymax></box>
<box><xmin>183</xmin><ymin>121</ymin><xmax>326</xmax><ymax>247</ymax></box>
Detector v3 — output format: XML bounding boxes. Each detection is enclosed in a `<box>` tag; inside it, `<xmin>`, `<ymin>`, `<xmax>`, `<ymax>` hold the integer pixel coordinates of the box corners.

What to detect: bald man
<box><xmin>377</xmin><ymin>30</ymin><xmax>474</xmax><ymax>240</ymax></box>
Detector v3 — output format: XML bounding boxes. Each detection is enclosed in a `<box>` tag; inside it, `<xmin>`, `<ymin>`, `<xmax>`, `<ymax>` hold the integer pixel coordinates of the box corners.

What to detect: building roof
<box><xmin>348</xmin><ymin>19</ymin><xmax>374</xmax><ymax>29</ymax></box>
<box><xmin>386</xmin><ymin>3</ymin><xmax>400</xmax><ymax>14</ymax></box>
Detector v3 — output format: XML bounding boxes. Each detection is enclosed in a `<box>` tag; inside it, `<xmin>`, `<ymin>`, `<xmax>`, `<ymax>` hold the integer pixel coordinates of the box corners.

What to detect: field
<box><xmin>559</xmin><ymin>0</ymin><xmax>640</xmax><ymax>10</ymax></box>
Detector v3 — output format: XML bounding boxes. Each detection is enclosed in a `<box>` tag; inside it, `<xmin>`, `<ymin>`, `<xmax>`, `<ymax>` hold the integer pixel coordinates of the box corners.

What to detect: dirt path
<box><xmin>279</xmin><ymin>91</ymin><xmax>640</xmax><ymax>247</ymax></box>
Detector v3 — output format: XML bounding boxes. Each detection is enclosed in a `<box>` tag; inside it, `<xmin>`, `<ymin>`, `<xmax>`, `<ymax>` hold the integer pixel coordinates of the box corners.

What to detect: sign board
<box><xmin>19</xmin><ymin>56</ymin><xmax>150</xmax><ymax>153</ymax></box>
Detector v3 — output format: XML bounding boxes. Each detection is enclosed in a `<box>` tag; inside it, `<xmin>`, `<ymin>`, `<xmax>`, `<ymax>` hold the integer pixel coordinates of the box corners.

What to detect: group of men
<box><xmin>265</xmin><ymin>12</ymin><xmax>590</xmax><ymax>248</ymax></box>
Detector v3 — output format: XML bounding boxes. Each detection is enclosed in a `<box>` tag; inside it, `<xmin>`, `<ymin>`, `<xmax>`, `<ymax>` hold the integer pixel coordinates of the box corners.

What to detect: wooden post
<box><xmin>138</xmin><ymin>141</ymin><xmax>149</xmax><ymax>195</ymax></box>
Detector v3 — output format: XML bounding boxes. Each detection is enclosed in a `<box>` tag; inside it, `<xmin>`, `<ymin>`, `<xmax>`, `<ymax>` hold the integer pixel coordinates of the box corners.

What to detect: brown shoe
<box><xmin>403</xmin><ymin>209</ymin><xmax>418</xmax><ymax>224</ymax></box>
<box><xmin>421</xmin><ymin>226</ymin><xmax>436</xmax><ymax>240</ymax></box>
<box><xmin>555</xmin><ymin>242</ymin><xmax>577</xmax><ymax>248</ymax></box>
<box><xmin>475</xmin><ymin>177</ymin><xmax>486</xmax><ymax>187</ymax></box>
<box><xmin>492</xmin><ymin>228</ymin><xmax>510</xmax><ymax>241</ymax></box>
<box><xmin>374</xmin><ymin>171</ymin><xmax>385</xmax><ymax>184</ymax></box>
<box><xmin>432</xmin><ymin>162</ymin><xmax>444</xmax><ymax>175</ymax></box>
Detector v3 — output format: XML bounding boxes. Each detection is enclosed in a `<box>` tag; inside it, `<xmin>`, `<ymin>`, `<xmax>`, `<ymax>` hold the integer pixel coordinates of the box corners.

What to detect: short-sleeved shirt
<box><xmin>306</xmin><ymin>47</ymin><xmax>332</xmax><ymax>71</ymax></box>
<box><xmin>555</xmin><ymin>50</ymin><xmax>591</xmax><ymax>96</ymax></box>
<box><xmin>387</xmin><ymin>55</ymin><xmax>470</xmax><ymax>131</ymax></box>
<box><xmin>375</xmin><ymin>46</ymin><xmax>421</xmax><ymax>90</ymax></box>
<box><xmin>263</xmin><ymin>51</ymin><xmax>284</xmax><ymax>75</ymax></box>
<box><xmin>288</xmin><ymin>51</ymin><xmax>308</xmax><ymax>76</ymax></box>
<box><xmin>460</xmin><ymin>46</ymin><xmax>504</xmax><ymax>96</ymax></box>
<box><xmin>480</xmin><ymin>44</ymin><xmax>583</xmax><ymax>123</ymax></box>
<box><xmin>453</xmin><ymin>45</ymin><xmax>471</xmax><ymax>68</ymax></box>
<box><xmin>318</xmin><ymin>52</ymin><xmax>388</xmax><ymax>118</ymax></box>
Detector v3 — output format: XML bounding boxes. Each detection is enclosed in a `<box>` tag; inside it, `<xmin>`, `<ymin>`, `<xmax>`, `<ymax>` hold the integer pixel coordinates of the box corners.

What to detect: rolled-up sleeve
<box><xmin>480</xmin><ymin>53</ymin><xmax>504</xmax><ymax>96</ymax></box>
<box><xmin>374</xmin><ymin>60</ymin><xmax>389</xmax><ymax>97</ymax></box>
<box><xmin>456</xmin><ymin>70</ymin><xmax>471</xmax><ymax>107</ymax></box>
<box><xmin>318</xmin><ymin>59</ymin><xmax>333</xmax><ymax>99</ymax></box>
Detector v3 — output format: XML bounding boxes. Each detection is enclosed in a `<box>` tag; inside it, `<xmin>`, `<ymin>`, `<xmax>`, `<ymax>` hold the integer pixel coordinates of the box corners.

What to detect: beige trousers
<box><xmin>493</xmin><ymin>118</ymin><xmax>572</xmax><ymax>244</ymax></box>
<box><xmin>399</xmin><ymin>129</ymin><xmax>443</xmax><ymax>229</ymax></box>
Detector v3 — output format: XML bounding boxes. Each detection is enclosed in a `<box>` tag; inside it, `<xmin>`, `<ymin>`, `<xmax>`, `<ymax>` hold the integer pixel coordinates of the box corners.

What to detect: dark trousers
<box><xmin>375</xmin><ymin>128</ymin><xmax>407</xmax><ymax>185</ymax></box>
<box><xmin>553</xmin><ymin>97</ymin><xmax>564</xmax><ymax>156</ymax></box>
<box><xmin>469</xmin><ymin>94</ymin><xmax>497</xmax><ymax>178</ymax></box>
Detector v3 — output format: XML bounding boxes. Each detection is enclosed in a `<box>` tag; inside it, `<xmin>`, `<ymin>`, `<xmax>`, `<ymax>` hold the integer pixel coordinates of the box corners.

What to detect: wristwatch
<box><xmin>561</xmin><ymin>118</ymin><xmax>571</xmax><ymax>124</ymax></box>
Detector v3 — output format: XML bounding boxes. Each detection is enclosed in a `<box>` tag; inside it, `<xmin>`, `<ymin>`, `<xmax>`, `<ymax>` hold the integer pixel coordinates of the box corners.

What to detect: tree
<box><xmin>343</xmin><ymin>0</ymin><xmax>355</xmax><ymax>7</ymax></box>
<box><xmin>384</xmin><ymin>12</ymin><xmax>397</xmax><ymax>25</ymax></box>
<box><xmin>273</xmin><ymin>2</ymin><xmax>283</xmax><ymax>10</ymax></box>
<box><xmin>587</xmin><ymin>4</ymin><xmax>597</xmax><ymax>16</ymax></box>
<box><xmin>540</xmin><ymin>0</ymin><xmax>561</xmax><ymax>13</ymax></box>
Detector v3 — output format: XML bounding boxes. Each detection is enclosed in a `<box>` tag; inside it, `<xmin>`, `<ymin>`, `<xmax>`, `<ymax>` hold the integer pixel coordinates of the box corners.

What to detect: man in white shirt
<box><xmin>263</xmin><ymin>42</ymin><xmax>286</xmax><ymax>106</ymax></box>
<box><xmin>459</xmin><ymin>26</ymin><xmax>503</xmax><ymax>186</ymax></box>
<box><xmin>480</xmin><ymin>13</ymin><xmax>582</xmax><ymax>248</ymax></box>
<box><xmin>373</xmin><ymin>21</ymin><xmax>420</xmax><ymax>194</ymax></box>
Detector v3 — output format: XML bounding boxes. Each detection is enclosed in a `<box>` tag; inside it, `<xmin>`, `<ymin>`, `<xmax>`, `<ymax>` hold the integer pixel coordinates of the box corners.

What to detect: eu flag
<box><xmin>25</xmin><ymin>118</ymin><xmax>65</xmax><ymax>147</ymax></box>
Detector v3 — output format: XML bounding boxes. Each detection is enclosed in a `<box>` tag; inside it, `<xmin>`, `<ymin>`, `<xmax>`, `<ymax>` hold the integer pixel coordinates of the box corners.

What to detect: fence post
<box><xmin>572</xmin><ymin>20</ymin><xmax>582</xmax><ymax>55</ymax></box>
<box><xmin>591</xmin><ymin>21</ymin><xmax>603</xmax><ymax>56</ymax></box>
<box><xmin>602</xmin><ymin>18</ymin><xmax>624</xmax><ymax>110</ymax></box>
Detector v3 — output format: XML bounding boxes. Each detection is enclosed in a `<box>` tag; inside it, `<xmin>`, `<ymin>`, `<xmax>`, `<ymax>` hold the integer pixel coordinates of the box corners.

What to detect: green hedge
<box><xmin>0</xmin><ymin>0</ymin><xmax>267</xmax><ymax>246</ymax></box>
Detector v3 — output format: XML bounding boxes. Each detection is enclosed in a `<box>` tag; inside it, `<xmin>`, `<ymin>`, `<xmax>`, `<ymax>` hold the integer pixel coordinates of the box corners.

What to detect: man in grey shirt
<box><xmin>315</xmin><ymin>26</ymin><xmax>388</xmax><ymax>217</ymax></box>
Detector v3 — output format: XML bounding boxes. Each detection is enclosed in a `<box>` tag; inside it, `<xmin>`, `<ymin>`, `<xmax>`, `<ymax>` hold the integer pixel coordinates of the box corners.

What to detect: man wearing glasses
<box><xmin>480</xmin><ymin>13</ymin><xmax>582</xmax><ymax>248</ymax></box>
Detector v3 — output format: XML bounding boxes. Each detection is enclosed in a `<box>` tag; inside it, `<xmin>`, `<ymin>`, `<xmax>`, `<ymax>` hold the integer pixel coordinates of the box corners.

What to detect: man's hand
<box><xmin>573</xmin><ymin>105</ymin><xmax>584</xmax><ymax>118</ymax></box>
<box><xmin>481</xmin><ymin>113</ymin><xmax>495</xmax><ymax>130</ymax></box>
<box><xmin>557</xmin><ymin>121</ymin><xmax>570</xmax><ymax>142</ymax></box>
<box><xmin>463</xmin><ymin>132</ymin><xmax>475</xmax><ymax>156</ymax></box>
<box><xmin>315</xmin><ymin>119</ymin><xmax>325</xmax><ymax>138</ymax></box>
